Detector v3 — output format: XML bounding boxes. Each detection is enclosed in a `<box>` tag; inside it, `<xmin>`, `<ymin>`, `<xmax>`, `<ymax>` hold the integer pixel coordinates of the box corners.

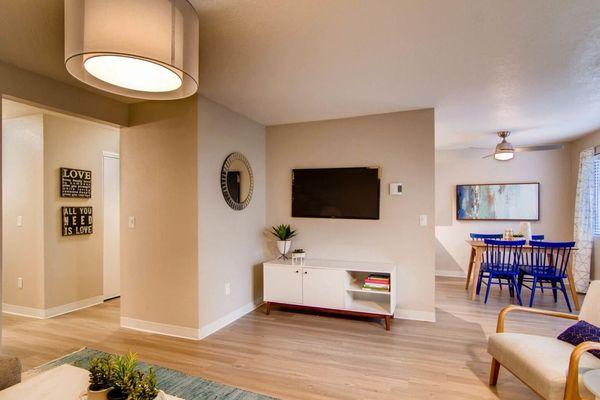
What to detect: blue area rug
<box><xmin>34</xmin><ymin>348</ymin><xmax>276</xmax><ymax>400</ymax></box>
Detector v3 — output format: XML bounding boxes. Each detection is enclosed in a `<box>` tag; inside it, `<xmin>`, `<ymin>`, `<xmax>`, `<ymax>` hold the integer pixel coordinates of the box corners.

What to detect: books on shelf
<box><xmin>362</xmin><ymin>274</ymin><xmax>390</xmax><ymax>292</ymax></box>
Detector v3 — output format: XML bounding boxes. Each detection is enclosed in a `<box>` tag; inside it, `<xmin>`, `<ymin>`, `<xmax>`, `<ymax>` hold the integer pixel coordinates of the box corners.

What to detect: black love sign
<box><xmin>62</xmin><ymin>207</ymin><xmax>93</xmax><ymax>236</ymax></box>
<box><xmin>61</xmin><ymin>168</ymin><xmax>92</xmax><ymax>198</ymax></box>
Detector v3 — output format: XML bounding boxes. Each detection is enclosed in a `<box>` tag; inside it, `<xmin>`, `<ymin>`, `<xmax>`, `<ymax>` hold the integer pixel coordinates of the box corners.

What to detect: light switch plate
<box><xmin>389</xmin><ymin>183</ymin><xmax>403</xmax><ymax>195</ymax></box>
<box><xmin>16</xmin><ymin>216</ymin><xmax>23</xmax><ymax>227</ymax></box>
<box><xmin>419</xmin><ymin>214</ymin><xmax>428</xmax><ymax>226</ymax></box>
<box><xmin>128</xmin><ymin>216</ymin><xmax>135</xmax><ymax>229</ymax></box>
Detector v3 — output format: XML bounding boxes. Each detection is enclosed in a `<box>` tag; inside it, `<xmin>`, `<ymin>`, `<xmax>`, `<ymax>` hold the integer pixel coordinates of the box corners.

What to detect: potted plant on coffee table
<box><xmin>132</xmin><ymin>368</ymin><xmax>160</xmax><ymax>400</ymax></box>
<box><xmin>107</xmin><ymin>352</ymin><xmax>164</xmax><ymax>400</ymax></box>
<box><xmin>270</xmin><ymin>224</ymin><xmax>297</xmax><ymax>259</ymax></box>
<box><xmin>107</xmin><ymin>352</ymin><xmax>138</xmax><ymax>400</ymax></box>
<box><xmin>88</xmin><ymin>354</ymin><xmax>114</xmax><ymax>400</ymax></box>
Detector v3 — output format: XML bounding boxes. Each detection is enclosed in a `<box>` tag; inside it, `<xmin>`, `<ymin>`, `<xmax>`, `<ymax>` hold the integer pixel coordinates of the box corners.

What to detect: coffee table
<box><xmin>0</xmin><ymin>364</ymin><xmax>182</xmax><ymax>399</ymax></box>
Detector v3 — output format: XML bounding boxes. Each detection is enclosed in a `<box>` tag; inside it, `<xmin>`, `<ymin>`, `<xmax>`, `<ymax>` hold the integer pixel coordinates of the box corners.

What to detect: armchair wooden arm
<box><xmin>496</xmin><ymin>305</ymin><xmax>577</xmax><ymax>333</ymax></box>
<box><xmin>565</xmin><ymin>341</ymin><xmax>600</xmax><ymax>400</ymax></box>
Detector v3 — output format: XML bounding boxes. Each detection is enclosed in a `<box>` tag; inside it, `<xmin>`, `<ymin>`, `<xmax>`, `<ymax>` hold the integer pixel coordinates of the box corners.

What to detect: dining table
<box><xmin>465</xmin><ymin>240</ymin><xmax>581</xmax><ymax>310</ymax></box>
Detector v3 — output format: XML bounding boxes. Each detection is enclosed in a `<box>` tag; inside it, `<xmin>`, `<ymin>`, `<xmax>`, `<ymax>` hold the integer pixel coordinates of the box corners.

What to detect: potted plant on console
<box><xmin>271</xmin><ymin>224</ymin><xmax>297</xmax><ymax>259</ymax></box>
<box><xmin>88</xmin><ymin>354</ymin><xmax>115</xmax><ymax>400</ymax></box>
<box><xmin>292</xmin><ymin>248</ymin><xmax>306</xmax><ymax>266</ymax></box>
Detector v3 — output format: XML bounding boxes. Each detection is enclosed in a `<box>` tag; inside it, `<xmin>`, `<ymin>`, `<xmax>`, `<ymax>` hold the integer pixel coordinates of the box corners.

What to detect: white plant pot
<box><xmin>276</xmin><ymin>240</ymin><xmax>292</xmax><ymax>256</ymax></box>
<box><xmin>156</xmin><ymin>390</ymin><xmax>167</xmax><ymax>400</ymax></box>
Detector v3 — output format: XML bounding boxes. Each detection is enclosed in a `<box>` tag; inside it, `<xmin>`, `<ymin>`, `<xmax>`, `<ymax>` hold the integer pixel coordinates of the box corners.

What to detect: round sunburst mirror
<box><xmin>220</xmin><ymin>152</ymin><xmax>254</xmax><ymax>210</ymax></box>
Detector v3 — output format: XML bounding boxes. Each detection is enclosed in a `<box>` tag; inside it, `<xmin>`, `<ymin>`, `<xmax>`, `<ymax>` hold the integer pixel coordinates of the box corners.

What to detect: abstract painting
<box><xmin>456</xmin><ymin>183</ymin><xmax>539</xmax><ymax>220</ymax></box>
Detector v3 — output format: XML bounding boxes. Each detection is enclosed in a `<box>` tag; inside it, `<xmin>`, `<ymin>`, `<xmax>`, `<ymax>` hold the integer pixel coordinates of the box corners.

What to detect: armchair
<box><xmin>488</xmin><ymin>280</ymin><xmax>600</xmax><ymax>400</ymax></box>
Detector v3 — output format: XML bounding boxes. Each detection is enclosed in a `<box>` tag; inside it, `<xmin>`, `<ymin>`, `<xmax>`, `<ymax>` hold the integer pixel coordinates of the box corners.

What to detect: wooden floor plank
<box><xmin>1</xmin><ymin>277</ymin><xmax>582</xmax><ymax>399</ymax></box>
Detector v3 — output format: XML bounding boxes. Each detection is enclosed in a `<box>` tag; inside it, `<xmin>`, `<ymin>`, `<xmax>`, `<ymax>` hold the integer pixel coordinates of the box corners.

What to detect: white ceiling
<box><xmin>192</xmin><ymin>0</ymin><xmax>600</xmax><ymax>148</ymax></box>
<box><xmin>2</xmin><ymin>1</ymin><xmax>600</xmax><ymax>148</ymax></box>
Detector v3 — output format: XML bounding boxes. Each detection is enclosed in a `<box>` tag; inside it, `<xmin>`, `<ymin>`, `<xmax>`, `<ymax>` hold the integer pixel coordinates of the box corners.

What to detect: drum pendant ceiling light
<box><xmin>64</xmin><ymin>0</ymin><xmax>199</xmax><ymax>100</ymax></box>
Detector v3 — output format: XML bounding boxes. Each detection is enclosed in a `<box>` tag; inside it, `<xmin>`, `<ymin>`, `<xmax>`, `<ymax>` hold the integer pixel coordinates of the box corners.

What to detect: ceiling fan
<box><xmin>474</xmin><ymin>131</ymin><xmax>564</xmax><ymax>161</ymax></box>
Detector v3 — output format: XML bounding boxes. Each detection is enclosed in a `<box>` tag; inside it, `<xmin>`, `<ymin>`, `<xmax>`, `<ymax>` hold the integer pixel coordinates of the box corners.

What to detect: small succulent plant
<box><xmin>270</xmin><ymin>224</ymin><xmax>297</xmax><ymax>241</ymax></box>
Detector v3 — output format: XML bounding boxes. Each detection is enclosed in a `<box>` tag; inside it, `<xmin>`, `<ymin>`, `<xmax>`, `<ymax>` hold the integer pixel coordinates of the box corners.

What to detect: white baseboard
<box><xmin>394</xmin><ymin>308</ymin><xmax>436</xmax><ymax>322</ymax></box>
<box><xmin>45</xmin><ymin>296</ymin><xmax>104</xmax><ymax>318</ymax></box>
<box><xmin>2</xmin><ymin>304</ymin><xmax>45</xmax><ymax>319</ymax></box>
<box><xmin>120</xmin><ymin>317</ymin><xmax>201</xmax><ymax>340</ymax></box>
<box><xmin>198</xmin><ymin>298</ymin><xmax>263</xmax><ymax>340</ymax></box>
<box><xmin>120</xmin><ymin>298</ymin><xmax>264</xmax><ymax>341</ymax></box>
<box><xmin>3</xmin><ymin>295</ymin><xmax>104</xmax><ymax>319</ymax></box>
<box><xmin>435</xmin><ymin>270</ymin><xmax>466</xmax><ymax>278</ymax></box>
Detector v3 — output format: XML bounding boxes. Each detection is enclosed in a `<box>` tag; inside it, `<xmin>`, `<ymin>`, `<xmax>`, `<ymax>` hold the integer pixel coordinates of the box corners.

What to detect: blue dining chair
<box><xmin>468</xmin><ymin>233</ymin><xmax>504</xmax><ymax>291</ymax></box>
<box><xmin>470</xmin><ymin>233</ymin><xmax>504</xmax><ymax>240</ymax></box>
<box><xmin>518</xmin><ymin>234</ymin><xmax>545</xmax><ymax>291</ymax></box>
<box><xmin>518</xmin><ymin>241</ymin><xmax>575</xmax><ymax>311</ymax></box>
<box><xmin>477</xmin><ymin>239</ymin><xmax>526</xmax><ymax>305</ymax></box>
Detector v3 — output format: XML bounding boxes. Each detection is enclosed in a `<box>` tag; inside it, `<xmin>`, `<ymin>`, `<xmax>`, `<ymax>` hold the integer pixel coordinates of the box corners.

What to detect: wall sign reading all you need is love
<box><xmin>62</xmin><ymin>206</ymin><xmax>93</xmax><ymax>236</ymax></box>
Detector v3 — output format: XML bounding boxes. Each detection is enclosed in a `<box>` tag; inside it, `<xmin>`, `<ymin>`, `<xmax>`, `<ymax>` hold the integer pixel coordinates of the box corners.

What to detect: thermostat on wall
<box><xmin>390</xmin><ymin>183</ymin><xmax>403</xmax><ymax>195</ymax></box>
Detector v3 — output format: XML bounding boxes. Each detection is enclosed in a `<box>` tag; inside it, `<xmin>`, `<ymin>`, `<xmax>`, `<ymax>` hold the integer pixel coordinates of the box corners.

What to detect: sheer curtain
<box><xmin>573</xmin><ymin>148</ymin><xmax>595</xmax><ymax>293</ymax></box>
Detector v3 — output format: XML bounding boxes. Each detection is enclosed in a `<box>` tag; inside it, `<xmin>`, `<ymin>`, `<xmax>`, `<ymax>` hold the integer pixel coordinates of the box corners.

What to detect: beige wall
<box><xmin>43</xmin><ymin>114</ymin><xmax>119</xmax><ymax>308</ymax></box>
<box><xmin>266</xmin><ymin>110</ymin><xmax>436</xmax><ymax>318</ymax></box>
<box><xmin>435</xmin><ymin>148</ymin><xmax>572</xmax><ymax>276</ymax></box>
<box><xmin>121</xmin><ymin>97</ymin><xmax>199</xmax><ymax>329</ymax></box>
<box><xmin>0</xmin><ymin>61</ymin><xmax>128</xmax><ymax>127</ymax></box>
<box><xmin>197</xmin><ymin>96</ymin><xmax>266</xmax><ymax>331</ymax></box>
<box><xmin>2</xmin><ymin>115</ymin><xmax>44</xmax><ymax>308</ymax></box>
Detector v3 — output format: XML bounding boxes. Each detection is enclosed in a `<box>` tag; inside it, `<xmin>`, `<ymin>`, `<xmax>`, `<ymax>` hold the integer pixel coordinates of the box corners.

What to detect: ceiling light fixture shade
<box><xmin>64</xmin><ymin>0</ymin><xmax>199</xmax><ymax>100</ymax></box>
<box><xmin>494</xmin><ymin>150</ymin><xmax>514</xmax><ymax>161</ymax></box>
<box><xmin>493</xmin><ymin>131</ymin><xmax>515</xmax><ymax>161</ymax></box>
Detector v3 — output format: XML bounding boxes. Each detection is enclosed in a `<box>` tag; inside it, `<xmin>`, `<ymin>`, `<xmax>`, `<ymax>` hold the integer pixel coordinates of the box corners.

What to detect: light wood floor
<box><xmin>1</xmin><ymin>277</ymin><xmax>583</xmax><ymax>399</ymax></box>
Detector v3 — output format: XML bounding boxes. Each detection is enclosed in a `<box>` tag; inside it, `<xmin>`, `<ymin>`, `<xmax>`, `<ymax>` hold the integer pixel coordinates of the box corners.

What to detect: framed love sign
<box><xmin>60</xmin><ymin>167</ymin><xmax>92</xmax><ymax>198</ymax></box>
<box><xmin>62</xmin><ymin>206</ymin><xmax>93</xmax><ymax>236</ymax></box>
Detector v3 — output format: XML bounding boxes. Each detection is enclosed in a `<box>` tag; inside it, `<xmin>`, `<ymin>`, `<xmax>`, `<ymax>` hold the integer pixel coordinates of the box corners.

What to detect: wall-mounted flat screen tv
<box><xmin>292</xmin><ymin>167</ymin><xmax>380</xmax><ymax>220</ymax></box>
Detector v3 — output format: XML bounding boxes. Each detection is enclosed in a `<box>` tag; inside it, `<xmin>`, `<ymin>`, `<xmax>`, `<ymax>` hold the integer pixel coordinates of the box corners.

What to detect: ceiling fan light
<box><xmin>494</xmin><ymin>151</ymin><xmax>514</xmax><ymax>161</ymax></box>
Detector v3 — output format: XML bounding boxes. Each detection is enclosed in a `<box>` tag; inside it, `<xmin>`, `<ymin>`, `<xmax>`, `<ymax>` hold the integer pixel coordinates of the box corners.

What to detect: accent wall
<box><xmin>266</xmin><ymin>109</ymin><xmax>436</xmax><ymax>321</ymax></box>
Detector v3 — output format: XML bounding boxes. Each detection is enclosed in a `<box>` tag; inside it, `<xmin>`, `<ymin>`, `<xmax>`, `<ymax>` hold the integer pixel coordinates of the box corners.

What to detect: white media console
<box><xmin>263</xmin><ymin>258</ymin><xmax>397</xmax><ymax>330</ymax></box>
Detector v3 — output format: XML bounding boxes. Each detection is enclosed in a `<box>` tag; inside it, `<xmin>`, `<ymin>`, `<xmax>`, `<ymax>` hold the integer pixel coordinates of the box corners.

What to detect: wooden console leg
<box><xmin>489</xmin><ymin>358</ymin><xmax>500</xmax><ymax>385</ymax></box>
<box><xmin>265</xmin><ymin>302</ymin><xmax>271</xmax><ymax>315</ymax></box>
<box><xmin>384</xmin><ymin>315</ymin><xmax>391</xmax><ymax>331</ymax></box>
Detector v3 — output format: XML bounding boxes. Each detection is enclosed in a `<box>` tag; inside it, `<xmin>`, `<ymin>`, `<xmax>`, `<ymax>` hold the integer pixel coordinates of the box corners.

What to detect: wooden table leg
<box><xmin>470</xmin><ymin>248</ymin><xmax>482</xmax><ymax>300</ymax></box>
<box><xmin>265</xmin><ymin>302</ymin><xmax>271</xmax><ymax>315</ymax></box>
<box><xmin>566</xmin><ymin>265</ymin><xmax>581</xmax><ymax>311</ymax></box>
<box><xmin>384</xmin><ymin>315</ymin><xmax>391</xmax><ymax>331</ymax></box>
<box><xmin>465</xmin><ymin>247</ymin><xmax>476</xmax><ymax>290</ymax></box>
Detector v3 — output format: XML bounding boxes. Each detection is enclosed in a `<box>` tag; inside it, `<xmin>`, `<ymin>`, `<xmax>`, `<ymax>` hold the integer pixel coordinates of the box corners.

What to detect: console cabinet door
<box><xmin>302</xmin><ymin>267</ymin><xmax>345</xmax><ymax>309</ymax></box>
<box><xmin>264</xmin><ymin>264</ymin><xmax>303</xmax><ymax>304</ymax></box>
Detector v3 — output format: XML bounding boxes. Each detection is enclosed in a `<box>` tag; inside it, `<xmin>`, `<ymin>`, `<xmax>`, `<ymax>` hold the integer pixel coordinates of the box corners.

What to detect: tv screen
<box><xmin>292</xmin><ymin>167</ymin><xmax>380</xmax><ymax>220</ymax></box>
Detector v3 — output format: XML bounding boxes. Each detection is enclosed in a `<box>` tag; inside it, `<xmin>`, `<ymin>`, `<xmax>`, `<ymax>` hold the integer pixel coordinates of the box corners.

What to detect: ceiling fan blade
<box><xmin>469</xmin><ymin>147</ymin><xmax>493</xmax><ymax>150</ymax></box>
<box><xmin>514</xmin><ymin>144</ymin><xmax>564</xmax><ymax>153</ymax></box>
<box><xmin>482</xmin><ymin>153</ymin><xmax>495</xmax><ymax>159</ymax></box>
